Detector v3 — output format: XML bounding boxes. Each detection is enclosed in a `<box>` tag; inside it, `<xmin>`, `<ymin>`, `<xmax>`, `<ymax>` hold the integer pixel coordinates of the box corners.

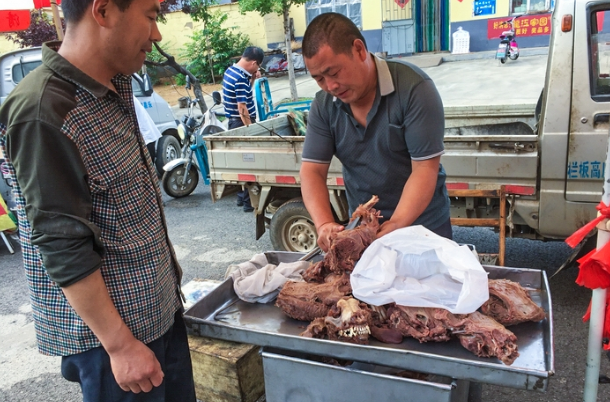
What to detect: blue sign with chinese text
<box><xmin>474</xmin><ymin>0</ymin><xmax>496</xmax><ymax>16</ymax></box>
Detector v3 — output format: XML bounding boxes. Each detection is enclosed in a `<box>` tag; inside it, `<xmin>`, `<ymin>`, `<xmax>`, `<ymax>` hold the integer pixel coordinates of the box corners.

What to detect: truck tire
<box><xmin>269</xmin><ymin>199</ymin><xmax>318</xmax><ymax>252</ymax></box>
<box><xmin>156</xmin><ymin>134</ymin><xmax>181</xmax><ymax>174</ymax></box>
<box><xmin>161</xmin><ymin>164</ymin><xmax>199</xmax><ymax>198</ymax></box>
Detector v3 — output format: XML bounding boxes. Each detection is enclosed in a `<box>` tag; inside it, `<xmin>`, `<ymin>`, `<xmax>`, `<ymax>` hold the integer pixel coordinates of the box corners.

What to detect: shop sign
<box><xmin>487</xmin><ymin>13</ymin><xmax>552</xmax><ymax>39</ymax></box>
<box><xmin>474</xmin><ymin>0</ymin><xmax>496</xmax><ymax>16</ymax></box>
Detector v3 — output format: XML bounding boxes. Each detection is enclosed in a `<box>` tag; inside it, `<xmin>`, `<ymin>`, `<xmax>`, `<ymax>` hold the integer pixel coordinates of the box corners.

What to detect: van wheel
<box><xmin>269</xmin><ymin>199</ymin><xmax>318</xmax><ymax>252</ymax></box>
<box><xmin>156</xmin><ymin>135</ymin><xmax>181</xmax><ymax>174</ymax></box>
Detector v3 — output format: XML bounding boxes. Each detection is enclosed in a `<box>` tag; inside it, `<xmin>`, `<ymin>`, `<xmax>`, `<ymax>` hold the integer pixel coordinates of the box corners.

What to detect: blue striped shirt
<box><xmin>222</xmin><ymin>64</ymin><xmax>256</xmax><ymax>119</ymax></box>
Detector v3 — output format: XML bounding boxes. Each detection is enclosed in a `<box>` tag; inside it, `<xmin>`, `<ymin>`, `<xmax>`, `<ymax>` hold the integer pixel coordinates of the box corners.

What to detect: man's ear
<box><xmin>91</xmin><ymin>0</ymin><xmax>113</xmax><ymax>26</ymax></box>
<box><xmin>352</xmin><ymin>39</ymin><xmax>368</xmax><ymax>61</ymax></box>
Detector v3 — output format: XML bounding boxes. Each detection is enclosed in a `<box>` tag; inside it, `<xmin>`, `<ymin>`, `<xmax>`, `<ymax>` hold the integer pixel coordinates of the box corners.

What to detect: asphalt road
<box><xmin>2</xmin><ymin>181</ymin><xmax>610</xmax><ymax>401</ymax></box>
<box><xmin>2</xmin><ymin>53</ymin><xmax>610</xmax><ymax>401</ymax></box>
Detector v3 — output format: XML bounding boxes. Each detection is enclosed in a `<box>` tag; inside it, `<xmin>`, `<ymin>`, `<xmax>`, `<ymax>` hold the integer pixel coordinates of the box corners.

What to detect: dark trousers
<box><xmin>61</xmin><ymin>311</ymin><xmax>196</xmax><ymax>402</ymax></box>
<box><xmin>228</xmin><ymin>117</ymin><xmax>255</xmax><ymax>209</ymax></box>
<box><xmin>228</xmin><ymin>116</ymin><xmax>255</xmax><ymax>130</ymax></box>
<box><xmin>429</xmin><ymin>218</ymin><xmax>453</xmax><ymax>240</ymax></box>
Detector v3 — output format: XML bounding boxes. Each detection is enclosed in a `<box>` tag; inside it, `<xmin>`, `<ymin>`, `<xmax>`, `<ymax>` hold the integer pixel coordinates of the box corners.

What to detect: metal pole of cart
<box><xmin>582</xmin><ymin>136</ymin><xmax>610</xmax><ymax>402</ymax></box>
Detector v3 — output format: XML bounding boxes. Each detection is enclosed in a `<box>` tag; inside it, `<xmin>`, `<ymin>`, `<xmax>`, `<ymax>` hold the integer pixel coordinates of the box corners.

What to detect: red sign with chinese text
<box><xmin>487</xmin><ymin>13</ymin><xmax>552</xmax><ymax>39</ymax></box>
<box><xmin>394</xmin><ymin>0</ymin><xmax>409</xmax><ymax>8</ymax></box>
<box><xmin>0</xmin><ymin>10</ymin><xmax>30</xmax><ymax>32</ymax></box>
<box><xmin>33</xmin><ymin>0</ymin><xmax>62</xmax><ymax>8</ymax></box>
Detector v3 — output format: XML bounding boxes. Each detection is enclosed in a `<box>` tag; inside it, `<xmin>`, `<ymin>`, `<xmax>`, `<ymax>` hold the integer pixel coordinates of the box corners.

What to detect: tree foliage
<box><xmin>238</xmin><ymin>0</ymin><xmax>309</xmax><ymax>17</ymax></box>
<box><xmin>4</xmin><ymin>10</ymin><xmax>64</xmax><ymax>48</ymax></box>
<box><xmin>179</xmin><ymin>12</ymin><xmax>250</xmax><ymax>84</ymax></box>
<box><xmin>238</xmin><ymin>0</ymin><xmax>309</xmax><ymax>100</ymax></box>
<box><xmin>181</xmin><ymin>0</ymin><xmax>218</xmax><ymax>23</ymax></box>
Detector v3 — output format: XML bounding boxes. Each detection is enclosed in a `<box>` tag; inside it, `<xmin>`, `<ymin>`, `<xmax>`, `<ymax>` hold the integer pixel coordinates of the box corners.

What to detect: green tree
<box><xmin>180</xmin><ymin>12</ymin><xmax>250</xmax><ymax>84</ymax></box>
<box><xmin>238</xmin><ymin>0</ymin><xmax>308</xmax><ymax>101</ymax></box>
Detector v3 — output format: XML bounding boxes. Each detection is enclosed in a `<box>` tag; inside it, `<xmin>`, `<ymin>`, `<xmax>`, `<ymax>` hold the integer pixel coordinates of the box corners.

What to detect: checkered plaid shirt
<box><xmin>0</xmin><ymin>43</ymin><xmax>182</xmax><ymax>356</ymax></box>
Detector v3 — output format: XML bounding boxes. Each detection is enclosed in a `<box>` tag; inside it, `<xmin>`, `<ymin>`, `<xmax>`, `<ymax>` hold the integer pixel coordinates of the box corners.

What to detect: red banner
<box><xmin>33</xmin><ymin>0</ymin><xmax>62</xmax><ymax>8</ymax></box>
<box><xmin>487</xmin><ymin>13</ymin><xmax>552</xmax><ymax>39</ymax></box>
<box><xmin>0</xmin><ymin>10</ymin><xmax>30</xmax><ymax>33</ymax></box>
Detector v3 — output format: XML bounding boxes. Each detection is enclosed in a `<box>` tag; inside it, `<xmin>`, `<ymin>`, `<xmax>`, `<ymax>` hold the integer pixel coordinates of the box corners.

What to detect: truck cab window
<box><xmin>590</xmin><ymin>9</ymin><xmax>610</xmax><ymax>99</ymax></box>
<box><xmin>12</xmin><ymin>61</ymin><xmax>42</xmax><ymax>84</ymax></box>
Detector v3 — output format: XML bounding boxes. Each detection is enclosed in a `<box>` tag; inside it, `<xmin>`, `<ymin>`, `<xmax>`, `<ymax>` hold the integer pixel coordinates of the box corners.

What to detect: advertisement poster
<box><xmin>487</xmin><ymin>13</ymin><xmax>552</xmax><ymax>39</ymax></box>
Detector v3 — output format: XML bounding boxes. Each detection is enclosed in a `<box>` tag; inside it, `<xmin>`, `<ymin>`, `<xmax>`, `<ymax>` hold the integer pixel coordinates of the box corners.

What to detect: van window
<box><xmin>590</xmin><ymin>9</ymin><xmax>610</xmax><ymax>100</ymax></box>
<box><xmin>131</xmin><ymin>77</ymin><xmax>144</xmax><ymax>97</ymax></box>
<box><xmin>12</xmin><ymin>61</ymin><xmax>42</xmax><ymax>84</ymax></box>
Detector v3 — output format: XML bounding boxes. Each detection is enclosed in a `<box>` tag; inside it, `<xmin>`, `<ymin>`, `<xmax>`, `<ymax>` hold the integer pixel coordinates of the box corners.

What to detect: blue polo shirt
<box><xmin>222</xmin><ymin>64</ymin><xmax>256</xmax><ymax>119</ymax></box>
<box><xmin>302</xmin><ymin>55</ymin><xmax>450</xmax><ymax>230</ymax></box>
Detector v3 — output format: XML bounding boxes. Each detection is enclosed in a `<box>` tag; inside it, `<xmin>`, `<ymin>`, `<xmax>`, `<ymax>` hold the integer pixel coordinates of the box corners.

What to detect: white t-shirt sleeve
<box><xmin>133</xmin><ymin>95</ymin><xmax>162</xmax><ymax>144</ymax></box>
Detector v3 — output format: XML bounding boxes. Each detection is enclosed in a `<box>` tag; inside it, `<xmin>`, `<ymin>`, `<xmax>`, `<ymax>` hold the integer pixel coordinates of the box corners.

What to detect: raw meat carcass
<box><xmin>302</xmin><ymin>195</ymin><xmax>381</xmax><ymax>282</ymax></box>
<box><xmin>387</xmin><ymin>305</ymin><xmax>466</xmax><ymax>343</ymax></box>
<box><xmin>456</xmin><ymin>311</ymin><xmax>520</xmax><ymax>365</ymax></box>
<box><xmin>387</xmin><ymin>305</ymin><xmax>519</xmax><ymax>365</ymax></box>
<box><xmin>275</xmin><ymin>274</ymin><xmax>352</xmax><ymax>321</ymax></box>
<box><xmin>480</xmin><ymin>279</ymin><xmax>546</xmax><ymax>326</ymax></box>
<box><xmin>301</xmin><ymin>297</ymin><xmax>372</xmax><ymax>344</ymax></box>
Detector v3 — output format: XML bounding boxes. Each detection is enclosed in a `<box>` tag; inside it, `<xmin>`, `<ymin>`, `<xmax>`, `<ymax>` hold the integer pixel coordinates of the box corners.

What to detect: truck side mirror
<box><xmin>212</xmin><ymin>91</ymin><xmax>222</xmax><ymax>105</ymax></box>
<box><xmin>141</xmin><ymin>73</ymin><xmax>154</xmax><ymax>97</ymax></box>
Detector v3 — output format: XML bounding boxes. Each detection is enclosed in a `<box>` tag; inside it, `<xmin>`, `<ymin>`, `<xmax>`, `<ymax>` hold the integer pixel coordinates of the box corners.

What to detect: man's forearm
<box><xmin>300</xmin><ymin>164</ymin><xmax>335</xmax><ymax>230</ymax></box>
<box><xmin>61</xmin><ymin>269</ymin><xmax>135</xmax><ymax>352</ymax></box>
<box><xmin>389</xmin><ymin>159</ymin><xmax>440</xmax><ymax>228</ymax></box>
<box><xmin>237</xmin><ymin>103</ymin><xmax>251</xmax><ymax>126</ymax></box>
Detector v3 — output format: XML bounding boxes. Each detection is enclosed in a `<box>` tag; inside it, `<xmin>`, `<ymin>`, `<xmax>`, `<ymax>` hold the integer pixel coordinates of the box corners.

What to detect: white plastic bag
<box><xmin>351</xmin><ymin>226</ymin><xmax>489</xmax><ymax>314</ymax></box>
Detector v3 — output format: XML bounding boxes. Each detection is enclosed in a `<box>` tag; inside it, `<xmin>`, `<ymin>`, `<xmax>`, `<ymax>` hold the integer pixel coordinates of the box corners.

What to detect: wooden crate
<box><xmin>188</xmin><ymin>335</ymin><xmax>265</xmax><ymax>402</ymax></box>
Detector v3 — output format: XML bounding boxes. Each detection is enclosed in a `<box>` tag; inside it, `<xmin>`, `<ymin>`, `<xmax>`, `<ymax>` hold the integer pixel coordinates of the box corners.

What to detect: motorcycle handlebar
<box><xmin>144</xmin><ymin>42</ymin><xmax>208</xmax><ymax>114</ymax></box>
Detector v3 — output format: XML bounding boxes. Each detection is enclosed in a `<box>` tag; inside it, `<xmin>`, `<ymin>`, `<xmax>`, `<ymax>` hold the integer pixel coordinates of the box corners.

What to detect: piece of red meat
<box><xmin>480</xmin><ymin>279</ymin><xmax>546</xmax><ymax>326</ymax></box>
<box><xmin>456</xmin><ymin>311</ymin><xmax>520</xmax><ymax>365</ymax></box>
<box><xmin>275</xmin><ymin>273</ymin><xmax>352</xmax><ymax>321</ymax></box>
<box><xmin>387</xmin><ymin>305</ymin><xmax>466</xmax><ymax>343</ymax></box>
<box><xmin>302</xmin><ymin>195</ymin><xmax>381</xmax><ymax>283</ymax></box>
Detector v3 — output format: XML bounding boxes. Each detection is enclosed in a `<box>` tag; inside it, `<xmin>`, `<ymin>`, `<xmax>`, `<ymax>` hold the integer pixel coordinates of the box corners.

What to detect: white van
<box><xmin>0</xmin><ymin>47</ymin><xmax>181</xmax><ymax>175</ymax></box>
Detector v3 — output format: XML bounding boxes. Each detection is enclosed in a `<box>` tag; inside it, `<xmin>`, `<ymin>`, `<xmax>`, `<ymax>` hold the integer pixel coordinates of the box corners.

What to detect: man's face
<box><xmin>305</xmin><ymin>43</ymin><xmax>367</xmax><ymax>104</ymax></box>
<box><xmin>104</xmin><ymin>0</ymin><xmax>162</xmax><ymax>75</ymax></box>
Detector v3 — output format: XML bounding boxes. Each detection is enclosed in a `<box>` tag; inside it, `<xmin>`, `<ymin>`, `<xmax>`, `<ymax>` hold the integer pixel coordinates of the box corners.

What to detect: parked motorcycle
<box><xmin>161</xmin><ymin>91</ymin><xmax>226</xmax><ymax>198</ymax></box>
<box><xmin>496</xmin><ymin>15</ymin><xmax>521</xmax><ymax>64</ymax></box>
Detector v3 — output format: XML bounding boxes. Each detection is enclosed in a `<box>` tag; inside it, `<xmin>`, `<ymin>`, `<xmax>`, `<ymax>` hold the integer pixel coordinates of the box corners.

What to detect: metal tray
<box><xmin>185</xmin><ymin>251</ymin><xmax>554</xmax><ymax>391</ymax></box>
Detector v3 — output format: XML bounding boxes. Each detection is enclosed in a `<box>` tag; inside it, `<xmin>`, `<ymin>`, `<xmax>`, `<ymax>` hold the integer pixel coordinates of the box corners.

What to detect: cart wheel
<box><xmin>499</xmin><ymin>56</ymin><xmax>507</xmax><ymax>64</ymax></box>
<box><xmin>509</xmin><ymin>52</ymin><xmax>519</xmax><ymax>60</ymax></box>
<box><xmin>269</xmin><ymin>199</ymin><xmax>317</xmax><ymax>252</ymax></box>
<box><xmin>161</xmin><ymin>164</ymin><xmax>199</xmax><ymax>198</ymax></box>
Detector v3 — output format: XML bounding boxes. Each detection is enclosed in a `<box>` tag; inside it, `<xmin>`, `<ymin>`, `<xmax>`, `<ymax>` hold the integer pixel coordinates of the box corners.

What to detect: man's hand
<box><xmin>376</xmin><ymin>220</ymin><xmax>400</xmax><ymax>238</ymax></box>
<box><xmin>109</xmin><ymin>337</ymin><xmax>164</xmax><ymax>393</ymax></box>
<box><xmin>317</xmin><ymin>221</ymin><xmax>344</xmax><ymax>252</ymax></box>
<box><xmin>255</xmin><ymin>70</ymin><xmax>262</xmax><ymax>79</ymax></box>
<box><xmin>61</xmin><ymin>270</ymin><xmax>165</xmax><ymax>394</ymax></box>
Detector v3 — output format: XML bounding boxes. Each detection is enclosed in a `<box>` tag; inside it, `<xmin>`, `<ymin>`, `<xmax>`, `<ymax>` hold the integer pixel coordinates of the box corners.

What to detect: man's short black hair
<box><xmin>302</xmin><ymin>13</ymin><xmax>367</xmax><ymax>59</ymax></box>
<box><xmin>62</xmin><ymin>0</ymin><xmax>136</xmax><ymax>24</ymax></box>
<box><xmin>242</xmin><ymin>46</ymin><xmax>265</xmax><ymax>66</ymax></box>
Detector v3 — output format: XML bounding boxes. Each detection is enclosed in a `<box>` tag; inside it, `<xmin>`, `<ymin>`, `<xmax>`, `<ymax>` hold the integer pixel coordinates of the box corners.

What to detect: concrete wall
<box><xmin>0</xmin><ymin>36</ymin><xmax>19</xmax><ymax>56</ymax></box>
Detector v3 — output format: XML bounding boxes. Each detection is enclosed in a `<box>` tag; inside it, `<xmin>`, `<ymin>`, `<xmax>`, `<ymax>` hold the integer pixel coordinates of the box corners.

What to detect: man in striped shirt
<box><xmin>222</xmin><ymin>46</ymin><xmax>264</xmax><ymax>129</ymax></box>
<box><xmin>222</xmin><ymin>46</ymin><xmax>264</xmax><ymax>212</ymax></box>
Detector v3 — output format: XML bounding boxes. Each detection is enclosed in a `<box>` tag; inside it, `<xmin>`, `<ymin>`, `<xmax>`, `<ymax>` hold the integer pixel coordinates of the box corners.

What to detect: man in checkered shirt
<box><xmin>0</xmin><ymin>0</ymin><xmax>195</xmax><ymax>400</ymax></box>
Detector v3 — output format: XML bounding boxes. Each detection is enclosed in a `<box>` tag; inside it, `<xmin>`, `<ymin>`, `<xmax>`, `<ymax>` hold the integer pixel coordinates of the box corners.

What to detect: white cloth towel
<box><xmin>229</xmin><ymin>253</ymin><xmax>310</xmax><ymax>303</ymax></box>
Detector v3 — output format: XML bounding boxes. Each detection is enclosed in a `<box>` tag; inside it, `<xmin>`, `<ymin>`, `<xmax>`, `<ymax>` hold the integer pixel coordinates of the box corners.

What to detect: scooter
<box><xmin>161</xmin><ymin>91</ymin><xmax>226</xmax><ymax>198</ymax></box>
<box><xmin>496</xmin><ymin>15</ymin><xmax>521</xmax><ymax>64</ymax></box>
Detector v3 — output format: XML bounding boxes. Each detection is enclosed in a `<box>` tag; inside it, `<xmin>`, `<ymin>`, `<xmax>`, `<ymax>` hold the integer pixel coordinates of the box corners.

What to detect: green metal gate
<box><xmin>414</xmin><ymin>0</ymin><xmax>450</xmax><ymax>52</ymax></box>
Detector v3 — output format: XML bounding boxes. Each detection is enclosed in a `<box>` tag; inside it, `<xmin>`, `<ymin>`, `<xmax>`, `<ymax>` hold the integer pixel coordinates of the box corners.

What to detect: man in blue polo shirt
<box><xmin>222</xmin><ymin>46</ymin><xmax>264</xmax><ymax>212</ymax></box>
<box><xmin>300</xmin><ymin>13</ymin><xmax>451</xmax><ymax>252</ymax></box>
